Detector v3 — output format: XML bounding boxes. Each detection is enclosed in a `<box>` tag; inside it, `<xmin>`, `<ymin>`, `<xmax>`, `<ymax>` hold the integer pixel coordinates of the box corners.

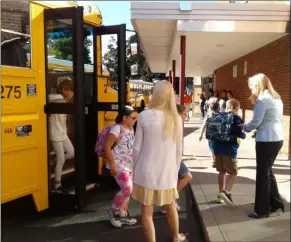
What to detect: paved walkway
<box><xmin>184</xmin><ymin>114</ymin><xmax>290</xmax><ymax>242</ymax></box>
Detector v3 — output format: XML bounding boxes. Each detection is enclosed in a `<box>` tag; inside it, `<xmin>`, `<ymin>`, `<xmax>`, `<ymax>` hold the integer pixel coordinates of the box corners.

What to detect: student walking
<box><xmin>199</xmin><ymin>94</ymin><xmax>206</xmax><ymax>120</ymax></box>
<box><xmin>49</xmin><ymin>77</ymin><xmax>75</xmax><ymax>194</ymax></box>
<box><xmin>104</xmin><ymin>106</ymin><xmax>139</xmax><ymax>228</ymax></box>
<box><xmin>199</xmin><ymin>102</ymin><xmax>220</xmax><ymax>168</ymax></box>
<box><xmin>132</xmin><ymin>80</ymin><xmax>186</xmax><ymax>242</ymax></box>
<box><xmin>211</xmin><ymin>99</ymin><xmax>246</xmax><ymax>205</ymax></box>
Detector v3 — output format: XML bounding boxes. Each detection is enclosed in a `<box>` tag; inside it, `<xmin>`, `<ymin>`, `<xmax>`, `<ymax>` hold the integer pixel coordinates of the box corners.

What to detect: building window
<box><xmin>1</xmin><ymin>1</ymin><xmax>31</xmax><ymax>68</ymax></box>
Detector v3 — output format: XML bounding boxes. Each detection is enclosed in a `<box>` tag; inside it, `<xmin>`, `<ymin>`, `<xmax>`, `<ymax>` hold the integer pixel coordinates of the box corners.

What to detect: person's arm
<box><xmin>104</xmin><ymin>125</ymin><xmax>120</xmax><ymax>174</ymax></box>
<box><xmin>199</xmin><ymin>119</ymin><xmax>207</xmax><ymax>141</ymax></box>
<box><xmin>243</xmin><ymin>99</ymin><xmax>267</xmax><ymax>133</ymax></box>
<box><xmin>133</xmin><ymin>117</ymin><xmax>143</xmax><ymax>169</ymax></box>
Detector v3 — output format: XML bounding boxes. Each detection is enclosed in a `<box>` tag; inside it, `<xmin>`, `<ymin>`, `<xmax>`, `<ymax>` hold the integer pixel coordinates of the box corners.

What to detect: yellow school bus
<box><xmin>1</xmin><ymin>1</ymin><xmax>127</xmax><ymax>212</ymax></box>
<box><xmin>109</xmin><ymin>79</ymin><xmax>154</xmax><ymax>109</ymax></box>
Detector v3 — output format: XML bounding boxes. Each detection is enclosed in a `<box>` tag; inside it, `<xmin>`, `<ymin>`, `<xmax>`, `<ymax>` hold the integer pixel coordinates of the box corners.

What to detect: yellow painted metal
<box><xmin>1</xmin><ymin>0</ymin><xmax>116</xmax><ymax>211</ymax></box>
<box><xmin>1</xmin><ymin>3</ymin><xmax>48</xmax><ymax>211</ymax></box>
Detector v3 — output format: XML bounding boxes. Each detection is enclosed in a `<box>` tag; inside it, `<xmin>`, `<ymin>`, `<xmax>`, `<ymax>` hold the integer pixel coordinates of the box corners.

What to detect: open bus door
<box><xmin>43</xmin><ymin>7</ymin><xmax>87</xmax><ymax>210</ymax></box>
<box><xmin>86</xmin><ymin>24</ymin><xmax>127</xmax><ymax>178</ymax></box>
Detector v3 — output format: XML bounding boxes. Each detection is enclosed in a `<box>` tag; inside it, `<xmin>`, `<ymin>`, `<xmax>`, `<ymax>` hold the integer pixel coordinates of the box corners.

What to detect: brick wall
<box><xmin>215</xmin><ymin>35</ymin><xmax>290</xmax><ymax>157</ymax></box>
<box><xmin>1</xmin><ymin>1</ymin><xmax>30</xmax><ymax>34</ymax></box>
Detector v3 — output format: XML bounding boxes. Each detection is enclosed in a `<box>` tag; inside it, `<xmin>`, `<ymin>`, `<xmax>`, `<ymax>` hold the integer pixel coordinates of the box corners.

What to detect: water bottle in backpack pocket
<box><xmin>206</xmin><ymin>113</ymin><xmax>234</xmax><ymax>142</ymax></box>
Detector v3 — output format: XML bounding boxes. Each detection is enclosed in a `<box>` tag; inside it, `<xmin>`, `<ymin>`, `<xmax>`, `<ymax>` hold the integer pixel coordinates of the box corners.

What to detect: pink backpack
<box><xmin>95</xmin><ymin>124</ymin><xmax>124</xmax><ymax>158</ymax></box>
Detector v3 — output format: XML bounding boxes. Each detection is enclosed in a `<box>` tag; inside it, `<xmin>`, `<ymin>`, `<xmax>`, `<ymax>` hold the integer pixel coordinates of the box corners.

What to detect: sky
<box><xmin>93</xmin><ymin>1</ymin><xmax>134</xmax><ymax>56</ymax></box>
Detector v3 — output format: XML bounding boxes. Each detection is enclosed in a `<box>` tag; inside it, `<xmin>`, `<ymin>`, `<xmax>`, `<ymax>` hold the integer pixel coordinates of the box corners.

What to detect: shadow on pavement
<box><xmin>190</xmin><ymin>170</ymin><xmax>290</xmax><ymax>230</ymax></box>
<box><xmin>184</xmin><ymin>127</ymin><xmax>199</xmax><ymax>137</ymax></box>
<box><xmin>2</xmin><ymin>188</ymin><xmax>194</xmax><ymax>242</ymax></box>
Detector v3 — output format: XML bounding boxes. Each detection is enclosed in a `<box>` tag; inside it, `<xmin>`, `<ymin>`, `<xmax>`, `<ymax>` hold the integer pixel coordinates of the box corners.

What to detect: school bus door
<box><xmin>43</xmin><ymin>7</ymin><xmax>87</xmax><ymax>209</ymax></box>
<box><xmin>92</xmin><ymin>25</ymin><xmax>127</xmax><ymax>175</ymax></box>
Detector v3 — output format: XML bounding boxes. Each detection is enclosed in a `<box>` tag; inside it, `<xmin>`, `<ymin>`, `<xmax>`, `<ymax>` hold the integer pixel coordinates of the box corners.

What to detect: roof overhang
<box><xmin>131</xmin><ymin>2</ymin><xmax>290</xmax><ymax>77</ymax></box>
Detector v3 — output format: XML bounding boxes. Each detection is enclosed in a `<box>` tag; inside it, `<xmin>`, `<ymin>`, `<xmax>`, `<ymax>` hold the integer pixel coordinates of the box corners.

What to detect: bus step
<box><xmin>67</xmin><ymin>183</ymin><xmax>98</xmax><ymax>195</ymax></box>
<box><xmin>50</xmin><ymin>167</ymin><xmax>75</xmax><ymax>179</ymax></box>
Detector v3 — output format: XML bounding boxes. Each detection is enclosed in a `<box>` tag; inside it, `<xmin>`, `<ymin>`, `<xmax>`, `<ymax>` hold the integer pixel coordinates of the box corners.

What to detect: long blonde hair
<box><xmin>248</xmin><ymin>73</ymin><xmax>280</xmax><ymax>104</ymax></box>
<box><xmin>149</xmin><ymin>80</ymin><xmax>180</xmax><ymax>142</ymax></box>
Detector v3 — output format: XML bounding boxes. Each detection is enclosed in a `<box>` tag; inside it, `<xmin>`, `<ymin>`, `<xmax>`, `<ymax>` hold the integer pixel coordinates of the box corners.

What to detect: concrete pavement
<box><xmin>183</xmin><ymin>114</ymin><xmax>290</xmax><ymax>242</ymax></box>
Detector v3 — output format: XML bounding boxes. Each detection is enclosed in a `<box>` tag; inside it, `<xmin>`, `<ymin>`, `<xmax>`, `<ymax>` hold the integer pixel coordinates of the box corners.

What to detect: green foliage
<box><xmin>47</xmin><ymin>29</ymin><xmax>92</xmax><ymax>64</ymax></box>
<box><xmin>102</xmin><ymin>34</ymin><xmax>165</xmax><ymax>82</ymax></box>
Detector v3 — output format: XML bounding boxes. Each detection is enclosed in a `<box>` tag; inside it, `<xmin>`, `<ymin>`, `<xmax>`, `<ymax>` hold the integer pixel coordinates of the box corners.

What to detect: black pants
<box><xmin>200</xmin><ymin>106</ymin><xmax>205</xmax><ymax>119</ymax></box>
<box><xmin>254</xmin><ymin>141</ymin><xmax>284</xmax><ymax>215</ymax></box>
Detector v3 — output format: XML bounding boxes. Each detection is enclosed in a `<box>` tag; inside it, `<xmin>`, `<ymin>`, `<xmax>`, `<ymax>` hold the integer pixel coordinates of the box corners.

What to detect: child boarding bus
<box><xmin>1</xmin><ymin>1</ymin><xmax>129</xmax><ymax>212</ymax></box>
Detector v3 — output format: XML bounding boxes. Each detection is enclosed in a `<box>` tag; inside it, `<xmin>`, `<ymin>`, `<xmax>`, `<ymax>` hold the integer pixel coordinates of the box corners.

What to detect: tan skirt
<box><xmin>131</xmin><ymin>183</ymin><xmax>179</xmax><ymax>206</ymax></box>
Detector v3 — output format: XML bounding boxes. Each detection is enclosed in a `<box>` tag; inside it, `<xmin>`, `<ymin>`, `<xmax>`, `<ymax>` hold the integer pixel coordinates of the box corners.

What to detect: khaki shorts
<box><xmin>215</xmin><ymin>155</ymin><xmax>238</xmax><ymax>175</ymax></box>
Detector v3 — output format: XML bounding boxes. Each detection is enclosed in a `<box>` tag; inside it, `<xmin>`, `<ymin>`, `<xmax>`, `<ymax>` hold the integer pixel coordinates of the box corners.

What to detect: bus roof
<box><xmin>33</xmin><ymin>1</ymin><xmax>102</xmax><ymax>25</ymax></box>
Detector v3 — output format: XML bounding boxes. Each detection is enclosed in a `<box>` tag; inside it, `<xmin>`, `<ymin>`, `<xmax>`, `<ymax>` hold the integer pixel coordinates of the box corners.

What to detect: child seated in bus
<box><xmin>49</xmin><ymin>77</ymin><xmax>74</xmax><ymax>194</ymax></box>
<box><xmin>104</xmin><ymin>106</ymin><xmax>138</xmax><ymax>228</ymax></box>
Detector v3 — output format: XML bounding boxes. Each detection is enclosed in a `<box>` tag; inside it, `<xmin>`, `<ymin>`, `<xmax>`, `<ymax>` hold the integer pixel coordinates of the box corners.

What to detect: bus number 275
<box><xmin>1</xmin><ymin>85</ymin><xmax>21</xmax><ymax>99</ymax></box>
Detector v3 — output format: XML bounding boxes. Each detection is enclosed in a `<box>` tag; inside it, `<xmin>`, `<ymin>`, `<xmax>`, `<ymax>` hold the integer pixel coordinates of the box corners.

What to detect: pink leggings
<box><xmin>112</xmin><ymin>171</ymin><xmax>133</xmax><ymax>212</ymax></box>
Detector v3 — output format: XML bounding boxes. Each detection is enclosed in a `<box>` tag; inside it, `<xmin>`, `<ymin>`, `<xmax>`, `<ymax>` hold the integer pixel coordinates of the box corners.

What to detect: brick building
<box><xmin>215</xmin><ymin>35</ymin><xmax>290</xmax><ymax>157</ymax></box>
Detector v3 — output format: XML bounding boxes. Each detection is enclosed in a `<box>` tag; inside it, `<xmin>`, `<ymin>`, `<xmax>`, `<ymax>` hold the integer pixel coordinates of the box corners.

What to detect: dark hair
<box><xmin>221</xmin><ymin>89</ymin><xmax>226</xmax><ymax>94</ymax></box>
<box><xmin>214</xmin><ymin>90</ymin><xmax>219</xmax><ymax>97</ymax></box>
<box><xmin>227</xmin><ymin>90</ymin><xmax>234</xmax><ymax>97</ymax></box>
<box><xmin>176</xmin><ymin>104</ymin><xmax>186</xmax><ymax>114</ymax></box>
<box><xmin>115</xmin><ymin>106</ymin><xmax>136</xmax><ymax>123</ymax></box>
<box><xmin>200</xmin><ymin>93</ymin><xmax>205</xmax><ymax>99</ymax></box>
<box><xmin>57</xmin><ymin>79</ymin><xmax>73</xmax><ymax>94</ymax></box>
<box><xmin>210</xmin><ymin>102</ymin><xmax>219</xmax><ymax>112</ymax></box>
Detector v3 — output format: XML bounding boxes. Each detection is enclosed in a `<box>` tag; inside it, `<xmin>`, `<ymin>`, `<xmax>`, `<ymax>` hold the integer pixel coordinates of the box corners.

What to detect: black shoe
<box><xmin>270</xmin><ymin>206</ymin><xmax>285</xmax><ymax>213</ymax></box>
<box><xmin>248</xmin><ymin>211</ymin><xmax>269</xmax><ymax>219</ymax></box>
<box><xmin>212</xmin><ymin>162</ymin><xmax>216</xmax><ymax>168</ymax></box>
<box><xmin>219</xmin><ymin>191</ymin><xmax>235</xmax><ymax>207</ymax></box>
<box><xmin>53</xmin><ymin>185</ymin><xmax>69</xmax><ymax>194</ymax></box>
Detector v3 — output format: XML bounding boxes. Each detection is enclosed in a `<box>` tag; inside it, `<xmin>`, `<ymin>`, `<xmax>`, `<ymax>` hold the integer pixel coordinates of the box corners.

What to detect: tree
<box><xmin>47</xmin><ymin>29</ymin><xmax>92</xmax><ymax>64</ymax></box>
<box><xmin>102</xmin><ymin>34</ymin><xmax>165</xmax><ymax>82</ymax></box>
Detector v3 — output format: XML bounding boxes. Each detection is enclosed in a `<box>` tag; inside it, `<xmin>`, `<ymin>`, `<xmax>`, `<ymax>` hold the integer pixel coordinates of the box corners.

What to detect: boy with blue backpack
<box><xmin>206</xmin><ymin>99</ymin><xmax>246</xmax><ymax>206</ymax></box>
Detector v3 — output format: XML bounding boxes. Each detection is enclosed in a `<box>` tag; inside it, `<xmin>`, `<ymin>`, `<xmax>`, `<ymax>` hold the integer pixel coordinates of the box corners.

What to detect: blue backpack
<box><xmin>206</xmin><ymin>112</ymin><xmax>234</xmax><ymax>142</ymax></box>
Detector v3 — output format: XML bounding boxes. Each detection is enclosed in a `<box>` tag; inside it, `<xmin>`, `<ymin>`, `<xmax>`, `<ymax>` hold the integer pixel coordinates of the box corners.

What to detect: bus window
<box><xmin>46</xmin><ymin>19</ymin><xmax>75</xmax><ymax>99</ymax></box>
<box><xmin>130</xmin><ymin>83</ymin><xmax>134</xmax><ymax>92</ymax></box>
<box><xmin>1</xmin><ymin>1</ymin><xmax>31</xmax><ymax>68</ymax></box>
<box><xmin>84</xmin><ymin>26</ymin><xmax>94</xmax><ymax>104</ymax></box>
<box><xmin>102</xmin><ymin>34</ymin><xmax>118</xmax><ymax>80</ymax></box>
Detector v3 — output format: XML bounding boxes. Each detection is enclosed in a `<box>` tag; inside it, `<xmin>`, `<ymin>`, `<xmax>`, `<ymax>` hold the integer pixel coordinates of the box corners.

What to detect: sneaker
<box><xmin>174</xmin><ymin>233</ymin><xmax>187</xmax><ymax>242</ymax></box>
<box><xmin>106</xmin><ymin>208</ymin><xmax>122</xmax><ymax>228</ymax></box>
<box><xmin>216</xmin><ymin>196</ymin><xmax>224</xmax><ymax>204</ymax></box>
<box><xmin>175</xmin><ymin>202</ymin><xmax>181</xmax><ymax>211</ymax></box>
<box><xmin>160</xmin><ymin>202</ymin><xmax>181</xmax><ymax>214</ymax></box>
<box><xmin>212</xmin><ymin>162</ymin><xmax>216</xmax><ymax>168</ymax></box>
<box><xmin>219</xmin><ymin>191</ymin><xmax>235</xmax><ymax>207</ymax></box>
<box><xmin>119</xmin><ymin>211</ymin><xmax>137</xmax><ymax>226</ymax></box>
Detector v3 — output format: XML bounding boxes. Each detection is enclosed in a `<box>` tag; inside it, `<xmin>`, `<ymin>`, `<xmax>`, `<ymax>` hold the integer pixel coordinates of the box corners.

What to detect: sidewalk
<box><xmin>183</xmin><ymin>114</ymin><xmax>290</xmax><ymax>242</ymax></box>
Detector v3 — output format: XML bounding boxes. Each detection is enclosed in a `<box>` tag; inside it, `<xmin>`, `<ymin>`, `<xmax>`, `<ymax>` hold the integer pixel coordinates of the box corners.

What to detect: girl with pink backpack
<box><xmin>102</xmin><ymin>106</ymin><xmax>138</xmax><ymax>228</ymax></box>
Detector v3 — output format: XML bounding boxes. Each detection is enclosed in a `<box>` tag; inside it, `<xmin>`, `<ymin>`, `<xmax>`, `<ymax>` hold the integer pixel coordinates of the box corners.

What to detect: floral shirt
<box><xmin>106</xmin><ymin>124</ymin><xmax>135</xmax><ymax>172</ymax></box>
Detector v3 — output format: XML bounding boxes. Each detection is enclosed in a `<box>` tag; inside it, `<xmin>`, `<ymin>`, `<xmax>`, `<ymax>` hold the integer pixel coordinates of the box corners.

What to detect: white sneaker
<box><xmin>119</xmin><ymin>211</ymin><xmax>137</xmax><ymax>225</ymax></box>
<box><xmin>106</xmin><ymin>208</ymin><xmax>122</xmax><ymax>228</ymax></box>
<box><xmin>160</xmin><ymin>202</ymin><xmax>181</xmax><ymax>214</ymax></box>
<box><xmin>175</xmin><ymin>202</ymin><xmax>181</xmax><ymax>211</ymax></box>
